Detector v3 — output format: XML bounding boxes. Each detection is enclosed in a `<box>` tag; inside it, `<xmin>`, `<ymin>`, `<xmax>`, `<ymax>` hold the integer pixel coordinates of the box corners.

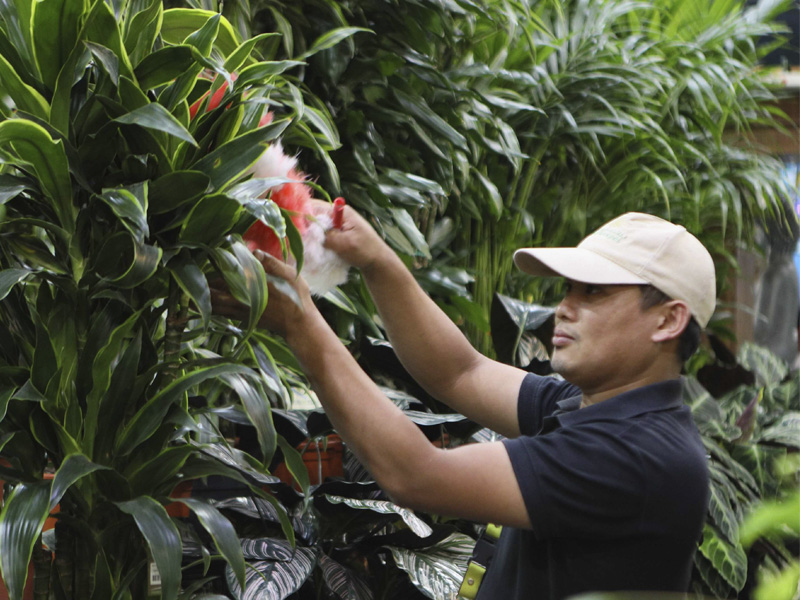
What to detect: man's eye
<box><xmin>585</xmin><ymin>284</ymin><xmax>600</xmax><ymax>295</ymax></box>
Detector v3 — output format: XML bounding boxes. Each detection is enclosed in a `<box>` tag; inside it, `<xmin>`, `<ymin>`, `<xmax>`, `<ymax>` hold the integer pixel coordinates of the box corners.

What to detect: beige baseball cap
<box><xmin>514</xmin><ymin>212</ymin><xmax>716</xmax><ymax>327</ymax></box>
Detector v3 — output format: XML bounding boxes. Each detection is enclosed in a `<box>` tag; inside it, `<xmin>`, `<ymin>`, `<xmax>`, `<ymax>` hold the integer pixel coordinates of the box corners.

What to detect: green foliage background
<box><xmin>0</xmin><ymin>0</ymin><xmax>797</xmax><ymax>598</ymax></box>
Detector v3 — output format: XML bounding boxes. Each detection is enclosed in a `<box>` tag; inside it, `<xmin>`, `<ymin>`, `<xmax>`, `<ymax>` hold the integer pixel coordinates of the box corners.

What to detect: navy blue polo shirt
<box><xmin>475</xmin><ymin>374</ymin><xmax>709</xmax><ymax>600</ymax></box>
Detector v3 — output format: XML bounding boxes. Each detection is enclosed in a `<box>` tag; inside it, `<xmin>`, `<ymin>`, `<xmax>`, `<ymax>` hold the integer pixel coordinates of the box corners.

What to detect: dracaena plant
<box><xmin>0</xmin><ymin>1</ymin><xmax>355</xmax><ymax>598</ymax></box>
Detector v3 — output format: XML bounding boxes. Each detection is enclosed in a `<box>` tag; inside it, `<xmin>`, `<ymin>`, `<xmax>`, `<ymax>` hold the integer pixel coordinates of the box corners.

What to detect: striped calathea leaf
<box><xmin>226</xmin><ymin>538</ymin><xmax>318</xmax><ymax>600</ymax></box>
<box><xmin>322</xmin><ymin>494</ymin><xmax>433</xmax><ymax>538</ymax></box>
<box><xmin>318</xmin><ymin>553</ymin><xmax>373</xmax><ymax>600</ymax></box>
<box><xmin>387</xmin><ymin>533</ymin><xmax>475</xmax><ymax>600</ymax></box>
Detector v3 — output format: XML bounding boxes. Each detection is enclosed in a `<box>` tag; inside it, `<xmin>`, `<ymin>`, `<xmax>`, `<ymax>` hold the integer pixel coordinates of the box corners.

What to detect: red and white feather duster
<box><xmin>243</xmin><ymin>142</ymin><xmax>350</xmax><ymax>295</ymax></box>
<box><xmin>190</xmin><ymin>77</ymin><xmax>350</xmax><ymax>295</ymax></box>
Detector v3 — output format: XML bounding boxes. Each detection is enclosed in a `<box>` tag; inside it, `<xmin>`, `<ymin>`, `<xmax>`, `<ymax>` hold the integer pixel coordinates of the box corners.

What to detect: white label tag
<box><xmin>149</xmin><ymin>561</ymin><xmax>162</xmax><ymax>590</ymax></box>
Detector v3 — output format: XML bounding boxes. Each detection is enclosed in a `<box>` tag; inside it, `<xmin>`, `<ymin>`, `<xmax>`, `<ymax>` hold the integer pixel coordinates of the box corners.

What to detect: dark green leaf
<box><xmin>0</xmin><ymin>269</ymin><xmax>31</xmax><ymax>301</ymax></box>
<box><xmin>83</xmin><ymin>0</ymin><xmax>135</xmax><ymax>81</ymax></box>
<box><xmin>116</xmin><ymin>497</ymin><xmax>181</xmax><ymax>600</ymax></box>
<box><xmin>116</xmin><ymin>363</ymin><xmax>251</xmax><ymax>455</ymax></box>
<box><xmin>97</xmin><ymin>183</ymin><xmax>149</xmax><ymax>243</ymax></box>
<box><xmin>276</xmin><ymin>436</ymin><xmax>309</xmax><ymax>496</ymax></box>
<box><xmin>179</xmin><ymin>194</ymin><xmax>242</xmax><ymax>244</ymax></box>
<box><xmin>223</xmin><ymin>33</ymin><xmax>281</xmax><ymax>73</ymax></box>
<box><xmin>170</xmin><ymin>261</ymin><xmax>211</xmax><ymax>328</ymax></box>
<box><xmin>123</xmin><ymin>0</ymin><xmax>162</xmax><ymax>66</ymax></box>
<box><xmin>0</xmin><ymin>120</ymin><xmax>74</xmax><ymax>232</ymax></box>
<box><xmin>95</xmin><ymin>233</ymin><xmax>162</xmax><ymax>289</ymax></box>
<box><xmin>85</xmin><ymin>41</ymin><xmax>120</xmax><ymax>88</ymax></box>
<box><xmin>149</xmin><ymin>170</ymin><xmax>210</xmax><ymax>214</ymax></box>
<box><xmin>0</xmin><ymin>52</ymin><xmax>49</xmax><ymax>119</ymax></box>
<box><xmin>0</xmin><ymin>481</ymin><xmax>50</xmax><ymax>600</ymax></box>
<box><xmin>50</xmin><ymin>454</ymin><xmax>108</xmax><ymax>508</ymax></box>
<box><xmin>179</xmin><ymin>498</ymin><xmax>245</xmax><ymax>589</ymax></box>
<box><xmin>297</xmin><ymin>27</ymin><xmax>372</xmax><ymax>60</ymax></box>
<box><xmin>115</xmin><ymin>103</ymin><xmax>198</xmax><ymax>147</ymax></box>
<box><xmin>161</xmin><ymin>9</ymin><xmax>240</xmax><ymax>58</ymax></box>
<box><xmin>224</xmin><ymin>373</ymin><xmax>277</xmax><ymax>466</ymax></box>
<box><xmin>32</xmin><ymin>0</ymin><xmax>82</xmax><ymax>91</ymax></box>
<box><xmin>134</xmin><ymin>45</ymin><xmax>195</xmax><ymax>90</ymax></box>
<box><xmin>192</xmin><ymin>117</ymin><xmax>291</xmax><ymax>191</ymax></box>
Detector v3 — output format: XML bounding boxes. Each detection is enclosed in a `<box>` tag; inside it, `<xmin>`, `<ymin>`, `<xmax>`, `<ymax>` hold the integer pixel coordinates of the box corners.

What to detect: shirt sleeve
<box><xmin>517</xmin><ymin>374</ymin><xmax>581</xmax><ymax>436</ymax></box>
<box><xmin>503</xmin><ymin>422</ymin><xmax>647</xmax><ymax>540</ymax></box>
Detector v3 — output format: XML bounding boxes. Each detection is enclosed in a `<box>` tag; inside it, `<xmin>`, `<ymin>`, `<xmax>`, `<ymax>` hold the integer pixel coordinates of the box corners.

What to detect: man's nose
<box><xmin>555</xmin><ymin>294</ymin><xmax>575</xmax><ymax>321</ymax></box>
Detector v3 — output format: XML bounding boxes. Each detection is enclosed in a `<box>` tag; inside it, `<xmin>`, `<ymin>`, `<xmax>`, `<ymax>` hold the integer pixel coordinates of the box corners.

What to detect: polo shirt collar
<box><xmin>542</xmin><ymin>379</ymin><xmax>683</xmax><ymax>433</ymax></box>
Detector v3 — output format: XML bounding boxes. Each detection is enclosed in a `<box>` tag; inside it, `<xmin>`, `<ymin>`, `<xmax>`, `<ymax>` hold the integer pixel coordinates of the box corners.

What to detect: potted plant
<box><xmin>0</xmin><ymin>1</ymin><xmax>357</xmax><ymax>597</ymax></box>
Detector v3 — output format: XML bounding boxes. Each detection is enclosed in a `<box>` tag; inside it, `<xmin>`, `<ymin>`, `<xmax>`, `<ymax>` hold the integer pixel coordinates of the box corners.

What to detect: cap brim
<box><xmin>514</xmin><ymin>248</ymin><xmax>649</xmax><ymax>285</ymax></box>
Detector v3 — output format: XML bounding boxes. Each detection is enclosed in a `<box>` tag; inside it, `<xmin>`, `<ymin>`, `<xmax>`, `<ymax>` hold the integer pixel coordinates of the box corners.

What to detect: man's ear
<box><xmin>651</xmin><ymin>300</ymin><xmax>691</xmax><ymax>343</ymax></box>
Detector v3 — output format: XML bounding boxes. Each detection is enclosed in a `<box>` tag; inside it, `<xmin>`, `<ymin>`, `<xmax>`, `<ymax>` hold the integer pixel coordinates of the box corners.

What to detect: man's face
<box><xmin>550</xmin><ymin>281</ymin><xmax>664</xmax><ymax>394</ymax></box>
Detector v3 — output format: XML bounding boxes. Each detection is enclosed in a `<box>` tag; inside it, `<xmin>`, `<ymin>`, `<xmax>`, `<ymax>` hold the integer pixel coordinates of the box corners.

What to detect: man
<box><xmin>213</xmin><ymin>210</ymin><xmax>711</xmax><ymax>599</ymax></box>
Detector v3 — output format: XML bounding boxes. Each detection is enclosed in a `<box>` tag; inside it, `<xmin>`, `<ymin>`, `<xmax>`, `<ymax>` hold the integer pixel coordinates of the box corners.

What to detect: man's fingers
<box><xmin>254</xmin><ymin>249</ymin><xmax>298</xmax><ymax>280</ymax></box>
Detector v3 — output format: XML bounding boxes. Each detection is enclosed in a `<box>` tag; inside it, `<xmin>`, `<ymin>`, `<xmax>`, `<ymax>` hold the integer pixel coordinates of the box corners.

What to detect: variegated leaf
<box><xmin>757</xmin><ymin>412</ymin><xmax>800</xmax><ymax>449</ymax></box>
<box><xmin>226</xmin><ymin>547</ymin><xmax>317</xmax><ymax>600</ymax></box>
<box><xmin>240</xmin><ymin>537</ymin><xmax>297</xmax><ymax>561</ymax></box>
<box><xmin>318</xmin><ymin>553</ymin><xmax>373</xmax><ymax>600</ymax></box>
<box><xmin>738</xmin><ymin>342</ymin><xmax>788</xmax><ymax>387</ymax></box>
<box><xmin>697</xmin><ymin>525</ymin><xmax>747</xmax><ymax>592</ymax></box>
<box><xmin>388</xmin><ymin>533</ymin><xmax>475</xmax><ymax>600</ymax></box>
<box><xmin>323</xmin><ymin>495</ymin><xmax>432</xmax><ymax>538</ymax></box>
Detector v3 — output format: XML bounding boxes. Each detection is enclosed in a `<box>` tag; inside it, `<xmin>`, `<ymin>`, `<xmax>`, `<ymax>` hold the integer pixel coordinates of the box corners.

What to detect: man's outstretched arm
<box><xmin>212</xmin><ymin>253</ymin><xmax>531</xmax><ymax>528</ymax></box>
<box><xmin>323</xmin><ymin>203</ymin><xmax>527</xmax><ymax>438</ymax></box>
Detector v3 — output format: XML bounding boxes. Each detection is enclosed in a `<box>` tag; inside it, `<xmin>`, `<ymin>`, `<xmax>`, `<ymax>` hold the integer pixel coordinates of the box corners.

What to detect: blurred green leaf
<box><xmin>297</xmin><ymin>26</ymin><xmax>372</xmax><ymax>60</ymax></box>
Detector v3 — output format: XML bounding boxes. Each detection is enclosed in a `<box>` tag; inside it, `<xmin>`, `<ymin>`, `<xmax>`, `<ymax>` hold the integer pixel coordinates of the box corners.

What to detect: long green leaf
<box><xmin>192</xmin><ymin>118</ymin><xmax>290</xmax><ymax>191</ymax></box>
<box><xmin>116</xmin><ymin>497</ymin><xmax>181</xmax><ymax>600</ymax></box>
<box><xmin>169</xmin><ymin>261</ymin><xmax>211</xmax><ymax>328</ymax></box>
<box><xmin>115</xmin><ymin>363</ymin><xmax>252</xmax><ymax>455</ymax></box>
<box><xmin>224</xmin><ymin>373</ymin><xmax>277</xmax><ymax>466</ymax></box>
<box><xmin>161</xmin><ymin>9</ymin><xmax>240</xmax><ymax>57</ymax></box>
<box><xmin>179</xmin><ymin>194</ymin><xmax>242</xmax><ymax>244</ymax></box>
<box><xmin>97</xmin><ymin>183</ymin><xmax>149</xmax><ymax>243</ymax></box>
<box><xmin>32</xmin><ymin>0</ymin><xmax>84</xmax><ymax>90</ymax></box>
<box><xmin>179</xmin><ymin>498</ymin><xmax>246</xmax><ymax>589</ymax></box>
<box><xmin>296</xmin><ymin>26</ymin><xmax>372</xmax><ymax>60</ymax></box>
<box><xmin>114</xmin><ymin>103</ymin><xmax>198</xmax><ymax>147</ymax></box>
<box><xmin>50</xmin><ymin>454</ymin><xmax>108</xmax><ymax>508</ymax></box>
<box><xmin>0</xmin><ymin>120</ymin><xmax>74</xmax><ymax>232</ymax></box>
<box><xmin>0</xmin><ymin>52</ymin><xmax>50</xmax><ymax>119</ymax></box>
<box><xmin>82</xmin><ymin>0</ymin><xmax>135</xmax><ymax>81</ymax></box>
<box><xmin>134</xmin><ymin>45</ymin><xmax>195</xmax><ymax>90</ymax></box>
<box><xmin>0</xmin><ymin>481</ymin><xmax>50</xmax><ymax>600</ymax></box>
<box><xmin>0</xmin><ymin>269</ymin><xmax>31</xmax><ymax>301</ymax></box>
